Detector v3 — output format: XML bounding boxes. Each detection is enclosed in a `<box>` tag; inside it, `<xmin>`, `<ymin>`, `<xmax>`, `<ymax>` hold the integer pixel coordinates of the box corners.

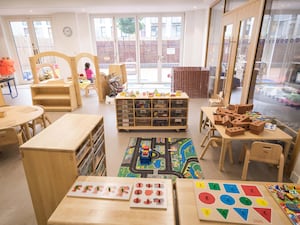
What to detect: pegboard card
<box><xmin>193</xmin><ymin>180</ymin><xmax>280</xmax><ymax>224</ymax></box>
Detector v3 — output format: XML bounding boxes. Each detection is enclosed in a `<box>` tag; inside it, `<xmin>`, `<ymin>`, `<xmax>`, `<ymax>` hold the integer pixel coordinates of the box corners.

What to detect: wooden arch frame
<box><xmin>74</xmin><ymin>52</ymin><xmax>104</xmax><ymax>102</ymax></box>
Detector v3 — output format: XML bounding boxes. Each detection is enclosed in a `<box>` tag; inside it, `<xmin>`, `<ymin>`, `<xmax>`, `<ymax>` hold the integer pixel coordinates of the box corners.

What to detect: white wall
<box><xmin>183</xmin><ymin>9</ymin><xmax>209</xmax><ymax>67</ymax></box>
<box><xmin>0</xmin><ymin>18</ymin><xmax>10</xmax><ymax>57</ymax></box>
<box><xmin>51</xmin><ymin>13</ymin><xmax>94</xmax><ymax>56</ymax></box>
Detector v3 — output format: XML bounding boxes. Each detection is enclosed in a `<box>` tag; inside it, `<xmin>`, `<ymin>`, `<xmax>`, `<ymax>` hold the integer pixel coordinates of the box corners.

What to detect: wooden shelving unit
<box><xmin>115</xmin><ymin>93</ymin><xmax>189</xmax><ymax>131</ymax></box>
<box><xmin>20</xmin><ymin>113</ymin><xmax>106</xmax><ymax>225</ymax></box>
<box><xmin>31</xmin><ymin>82</ymin><xmax>77</xmax><ymax>111</ymax></box>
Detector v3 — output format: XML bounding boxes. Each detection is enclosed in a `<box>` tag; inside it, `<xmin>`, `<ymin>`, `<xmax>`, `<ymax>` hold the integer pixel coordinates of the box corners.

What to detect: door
<box><xmin>93</xmin><ymin>15</ymin><xmax>183</xmax><ymax>85</ymax></box>
<box><xmin>9</xmin><ymin>19</ymin><xmax>54</xmax><ymax>83</ymax></box>
<box><xmin>139</xmin><ymin>16</ymin><xmax>183</xmax><ymax>84</ymax></box>
<box><xmin>214</xmin><ymin>0</ymin><xmax>265</xmax><ymax>105</ymax></box>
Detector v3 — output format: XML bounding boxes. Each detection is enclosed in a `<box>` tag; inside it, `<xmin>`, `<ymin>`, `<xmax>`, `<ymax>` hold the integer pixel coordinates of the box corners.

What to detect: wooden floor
<box><xmin>0</xmin><ymin>85</ymin><xmax>292</xmax><ymax>225</ymax></box>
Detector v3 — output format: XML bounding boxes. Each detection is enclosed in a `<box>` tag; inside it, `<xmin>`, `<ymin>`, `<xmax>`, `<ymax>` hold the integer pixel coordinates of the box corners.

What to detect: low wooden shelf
<box><xmin>20</xmin><ymin>113</ymin><xmax>106</xmax><ymax>225</ymax></box>
<box><xmin>115</xmin><ymin>92</ymin><xmax>189</xmax><ymax>131</ymax></box>
<box><xmin>31</xmin><ymin>82</ymin><xmax>77</xmax><ymax>111</ymax></box>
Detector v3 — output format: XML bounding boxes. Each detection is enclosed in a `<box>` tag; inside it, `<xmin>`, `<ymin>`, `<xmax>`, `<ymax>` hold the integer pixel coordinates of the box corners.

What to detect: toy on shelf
<box><xmin>139</xmin><ymin>144</ymin><xmax>152</xmax><ymax>165</ymax></box>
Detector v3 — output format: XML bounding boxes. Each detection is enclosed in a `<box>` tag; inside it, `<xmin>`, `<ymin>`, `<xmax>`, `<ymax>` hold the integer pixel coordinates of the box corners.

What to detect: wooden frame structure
<box><xmin>29</xmin><ymin>51</ymin><xmax>105</xmax><ymax>111</ymax></box>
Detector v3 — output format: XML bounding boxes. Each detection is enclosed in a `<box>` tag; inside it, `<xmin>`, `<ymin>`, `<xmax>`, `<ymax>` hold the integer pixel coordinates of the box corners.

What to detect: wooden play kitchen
<box><xmin>115</xmin><ymin>92</ymin><xmax>189</xmax><ymax>131</ymax></box>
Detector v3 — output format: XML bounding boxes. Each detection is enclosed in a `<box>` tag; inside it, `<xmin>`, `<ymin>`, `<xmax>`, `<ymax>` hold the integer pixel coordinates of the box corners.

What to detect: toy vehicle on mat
<box><xmin>139</xmin><ymin>145</ymin><xmax>152</xmax><ymax>165</ymax></box>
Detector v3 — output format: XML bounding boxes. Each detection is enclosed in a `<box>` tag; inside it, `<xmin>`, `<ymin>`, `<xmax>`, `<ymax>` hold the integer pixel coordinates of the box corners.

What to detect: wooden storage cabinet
<box><xmin>31</xmin><ymin>83</ymin><xmax>77</xmax><ymax>111</ymax></box>
<box><xmin>116</xmin><ymin>99</ymin><xmax>134</xmax><ymax>127</ymax></box>
<box><xmin>115</xmin><ymin>93</ymin><xmax>189</xmax><ymax>131</ymax></box>
<box><xmin>20</xmin><ymin>114</ymin><xmax>106</xmax><ymax>225</ymax></box>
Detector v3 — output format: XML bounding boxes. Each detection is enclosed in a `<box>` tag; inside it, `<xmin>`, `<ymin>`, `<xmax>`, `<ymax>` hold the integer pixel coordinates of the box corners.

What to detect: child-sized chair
<box><xmin>241</xmin><ymin>141</ymin><xmax>284</xmax><ymax>182</ymax></box>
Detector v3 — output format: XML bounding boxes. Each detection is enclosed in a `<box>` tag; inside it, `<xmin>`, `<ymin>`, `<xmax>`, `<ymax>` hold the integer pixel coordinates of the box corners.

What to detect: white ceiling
<box><xmin>0</xmin><ymin>0</ymin><xmax>214</xmax><ymax>16</ymax></box>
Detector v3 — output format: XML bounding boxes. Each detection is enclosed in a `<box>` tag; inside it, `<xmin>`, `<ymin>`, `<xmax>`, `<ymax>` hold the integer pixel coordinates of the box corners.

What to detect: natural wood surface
<box><xmin>201</xmin><ymin>106</ymin><xmax>293</xmax><ymax>171</ymax></box>
<box><xmin>29</xmin><ymin>51</ymin><xmax>81</xmax><ymax>110</ymax></box>
<box><xmin>115</xmin><ymin>92</ymin><xmax>189</xmax><ymax>131</ymax></box>
<box><xmin>175</xmin><ymin>178</ymin><xmax>292</xmax><ymax>225</ymax></box>
<box><xmin>21</xmin><ymin>114</ymin><xmax>106</xmax><ymax>225</ymax></box>
<box><xmin>109</xmin><ymin>63</ymin><xmax>127</xmax><ymax>84</ymax></box>
<box><xmin>48</xmin><ymin>176</ymin><xmax>175</xmax><ymax>225</ymax></box>
<box><xmin>0</xmin><ymin>88</ymin><xmax>5</xmax><ymax>106</ymax></box>
<box><xmin>74</xmin><ymin>52</ymin><xmax>105</xmax><ymax>102</ymax></box>
<box><xmin>21</xmin><ymin>113</ymin><xmax>102</xmax><ymax>150</ymax></box>
<box><xmin>31</xmin><ymin>82</ymin><xmax>77</xmax><ymax>111</ymax></box>
<box><xmin>0</xmin><ymin>105</ymin><xmax>44</xmax><ymax>138</ymax></box>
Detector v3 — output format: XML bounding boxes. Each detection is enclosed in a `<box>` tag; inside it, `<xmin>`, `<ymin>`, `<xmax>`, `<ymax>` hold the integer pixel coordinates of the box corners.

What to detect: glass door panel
<box><xmin>217</xmin><ymin>24</ymin><xmax>233</xmax><ymax>95</ymax></box>
<box><xmin>161</xmin><ymin>16</ymin><xmax>182</xmax><ymax>83</ymax></box>
<box><xmin>230</xmin><ymin>17</ymin><xmax>254</xmax><ymax>104</ymax></box>
<box><xmin>139</xmin><ymin>17</ymin><xmax>159</xmax><ymax>83</ymax></box>
<box><xmin>116</xmin><ymin>17</ymin><xmax>137</xmax><ymax>82</ymax></box>
<box><xmin>33</xmin><ymin>20</ymin><xmax>54</xmax><ymax>52</ymax></box>
<box><xmin>10</xmin><ymin>19</ymin><xmax>54</xmax><ymax>83</ymax></box>
<box><xmin>10</xmin><ymin>21</ymin><xmax>34</xmax><ymax>81</ymax></box>
<box><xmin>94</xmin><ymin>18</ymin><xmax>115</xmax><ymax>75</ymax></box>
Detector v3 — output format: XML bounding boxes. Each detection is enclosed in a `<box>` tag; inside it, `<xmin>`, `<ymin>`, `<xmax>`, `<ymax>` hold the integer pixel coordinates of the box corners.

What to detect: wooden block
<box><xmin>214</xmin><ymin>115</ymin><xmax>223</xmax><ymax>125</ymax></box>
<box><xmin>232</xmin><ymin>121</ymin><xmax>251</xmax><ymax>130</ymax></box>
<box><xmin>235</xmin><ymin>104</ymin><xmax>254</xmax><ymax>114</ymax></box>
<box><xmin>225</xmin><ymin>127</ymin><xmax>245</xmax><ymax>136</ymax></box>
<box><xmin>249</xmin><ymin>120</ymin><xmax>265</xmax><ymax>134</ymax></box>
<box><xmin>227</xmin><ymin>104</ymin><xmax>236</xmax><ymax>110</ymax></box>
<box><xmin>222</xmin><ymin>115</ymin><xmax>232</xmax><ymax>127</ymax></box>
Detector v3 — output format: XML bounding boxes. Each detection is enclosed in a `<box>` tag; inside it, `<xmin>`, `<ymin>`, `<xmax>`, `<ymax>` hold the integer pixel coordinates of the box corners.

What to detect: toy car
<box><xmin>139</xmin><ymin>145</ymin><xmax>152</xmax><ymax>165</ymax></box>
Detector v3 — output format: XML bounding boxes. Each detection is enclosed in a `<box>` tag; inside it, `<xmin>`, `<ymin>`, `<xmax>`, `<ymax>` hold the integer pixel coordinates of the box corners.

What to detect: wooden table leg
<box><xmin>283</xmin><ymin>140</ymin><xmax>291</xmax><ymax>160</ymax></box>
<box><xmin>199</xmin><ymin>110</ymin><xmax>203</xmax><ymax>133</ymax></box>
<box><xmin>219</xmin><ymin>138</ymin><xmax>228</xmax><ymax>171</ymax></box>
<box><xmin>22</xmin><ymin>123</ymin><xmax>31</xmax><ymax>140</ymax></box>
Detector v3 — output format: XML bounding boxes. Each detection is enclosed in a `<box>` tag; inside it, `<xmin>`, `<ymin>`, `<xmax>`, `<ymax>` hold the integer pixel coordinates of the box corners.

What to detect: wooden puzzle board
<box><xmin>193</xmin><ymin>180</ymin><xmax>281</xmax><ymax>224</ymax></box>
<box><xmin>67</xmin><ymin>181</ymin><xmax>132</xmax><ymax>200</ymax></box>
<box><xmin>130</xmin><ymin>181</ymin><xmax>167</xmax><ymax>209</ymax></box>
<box><xmin>266</xmin><ymin>184</ymin><xmax>300</xmax><ymax>225</ymax></box>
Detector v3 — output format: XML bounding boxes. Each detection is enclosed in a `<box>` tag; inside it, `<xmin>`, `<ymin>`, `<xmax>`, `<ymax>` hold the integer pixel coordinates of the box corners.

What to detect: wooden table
<box><xmin>201</xmin><ymin>107</ymin><xmax>293</xmax><ymax>171</ymax></box>
<box><xmin>0</xmin><ymin>105</ymin><xmax>44</xmax><ymax>139</ymax></box>
<box><xmin>48</xmin><ymin>176</ymin><xmax>176</xmax><ymax>225</ymax></box>
<box><xmin>176</xmin><ymin>178</ymin><xmax>292</xmax><ymax>225</ymax></box>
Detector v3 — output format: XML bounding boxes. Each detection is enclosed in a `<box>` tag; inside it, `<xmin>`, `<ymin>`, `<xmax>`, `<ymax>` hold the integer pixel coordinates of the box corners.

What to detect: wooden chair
<box><xmin>201</xmin><ymin>91</ymin><xmax>224</xmax><ymax>131</ymax></box>
<box><xmin>208</xmin><ymin>91</ymin><xmax>224</xmax><ymax>107</ymax></box>
<box><xmin>28</xmin><ymin>106</ymin><xmax>52</xmax><ymax>136</ymax></box>
<box><xmin>199</xmin><ymin>127</ymin><xmax>233</xmax><ymax>164</ymax></box>
<box><xmin>241</xmin><ymin>141</ymin><xmax>284</xmax><ymax>182</ymax></box>
<box><xmin>0</xmin><ymin>128</ymin><xmax>24</xmax><ymax>149</ymax></box>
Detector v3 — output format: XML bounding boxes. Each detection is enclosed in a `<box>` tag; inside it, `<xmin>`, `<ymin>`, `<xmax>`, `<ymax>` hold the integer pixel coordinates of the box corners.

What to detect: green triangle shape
<box><xmin>217</xmin><ymin>208</ymin><xmax>229</xmax><ymax>219</ymax></box>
